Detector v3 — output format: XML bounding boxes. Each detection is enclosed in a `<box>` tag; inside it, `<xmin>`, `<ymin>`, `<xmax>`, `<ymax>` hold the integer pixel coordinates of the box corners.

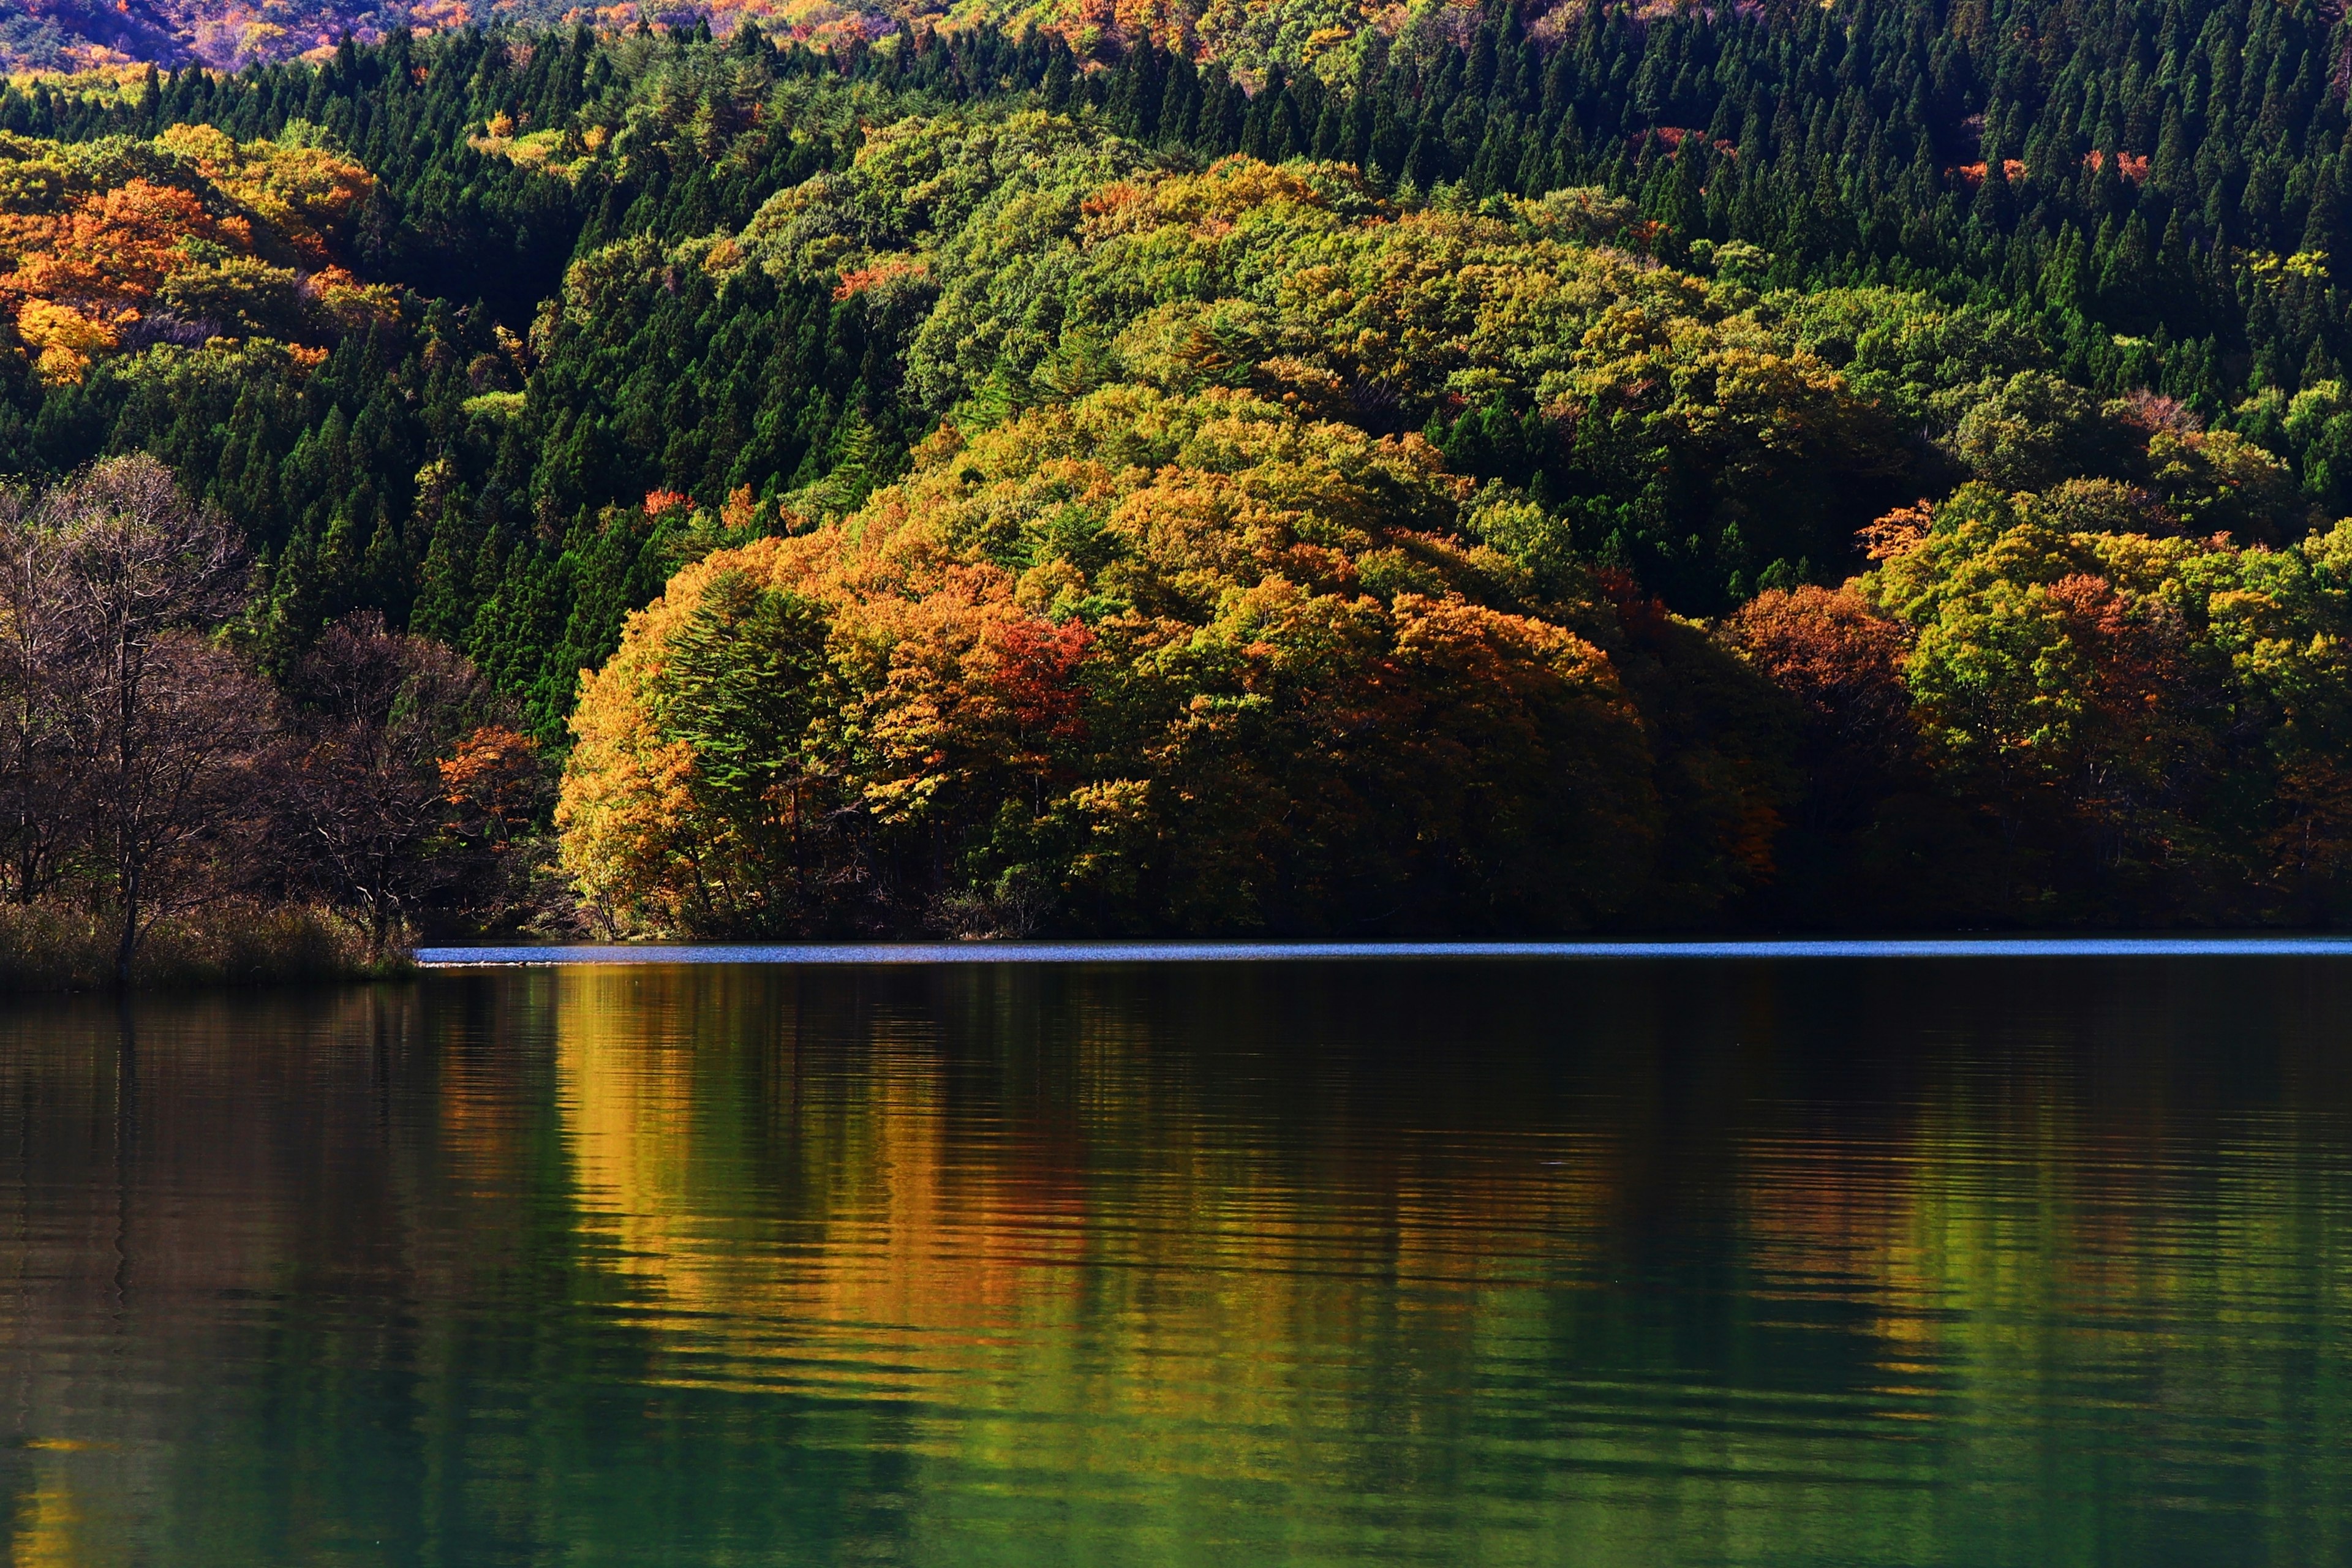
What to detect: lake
<box><xmin>1</xmin><ymin>950</ymin><xmax>2348</xmax><ymax>1566</ymax></box>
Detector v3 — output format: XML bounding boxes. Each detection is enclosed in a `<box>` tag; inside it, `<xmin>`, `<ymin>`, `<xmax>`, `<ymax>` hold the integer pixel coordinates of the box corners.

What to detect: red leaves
<box><xmin>1725</xmin><ymin>587</ymin><xmax>1910</xmax><ymax>728</ymax></box>
<box><xmin>1596</xmin><ymin>567</ymin><xmax>1671</xmax><ymax>644</ymax></box>
<box><xmin>981</xmin><ymin>614</ymin><xmax>1093</xmax><ymax>743</ymax></box>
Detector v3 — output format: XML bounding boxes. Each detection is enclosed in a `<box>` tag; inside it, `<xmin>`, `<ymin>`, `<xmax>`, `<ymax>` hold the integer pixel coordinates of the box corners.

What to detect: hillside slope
<box><xmin>9</xmin><ymin>0</ymin><xmax>2352</xmax><ymax>933</ymax></box>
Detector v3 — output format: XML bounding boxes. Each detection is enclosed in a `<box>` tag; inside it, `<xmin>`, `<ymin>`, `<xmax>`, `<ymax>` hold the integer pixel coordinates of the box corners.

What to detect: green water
<box><xmin>1</xmin><ymin>957</ymin><xmax>2348</xmax><ymax>1566</ymax></box>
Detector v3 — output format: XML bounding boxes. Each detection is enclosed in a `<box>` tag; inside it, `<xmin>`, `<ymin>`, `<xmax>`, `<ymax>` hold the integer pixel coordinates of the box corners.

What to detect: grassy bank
<box><xmin>0</xmin><ymin>903</ymin><xmax>408</xmax><ymax>991</ymax></box>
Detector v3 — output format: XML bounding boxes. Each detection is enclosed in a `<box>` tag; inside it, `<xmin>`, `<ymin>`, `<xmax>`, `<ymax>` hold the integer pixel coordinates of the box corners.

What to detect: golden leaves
<box><xmin>0</xmin><ymin>129</ymin><xmax>379</xmax><ymax>381</ymax></box>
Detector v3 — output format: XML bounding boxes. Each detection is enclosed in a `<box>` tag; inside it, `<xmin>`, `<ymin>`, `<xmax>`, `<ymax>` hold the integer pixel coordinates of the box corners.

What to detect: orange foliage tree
<box><xmin>0</xmin><ymin>127</ymin><xmax>391</xmax><ymax>384</ymax></box>
<box><xmin>559</xmin><ymin>386</ymin><xmax>1665</xmax><ymax>937</ymax></box>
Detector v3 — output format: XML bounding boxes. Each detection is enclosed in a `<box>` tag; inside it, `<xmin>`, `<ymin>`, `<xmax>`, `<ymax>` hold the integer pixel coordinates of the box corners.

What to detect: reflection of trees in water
<box><xmin>0</xmin><ymin>963</ymin><xmax>2347</xmax><ymax>1564</ymax></box>
<box><xmin>0</xmin><ymin>987</ymin><xmax>431</xmax><ymax>1565</ymax></box>
<box><xmin>1732</xmin><ymin>967</ymin><xmax>2352</xmax><ymax>1563</ymax></box>
<box><xmin>546</xmin><ymin>963</ymin><xmax>2352</xmax><ymax>1562</ymax></box>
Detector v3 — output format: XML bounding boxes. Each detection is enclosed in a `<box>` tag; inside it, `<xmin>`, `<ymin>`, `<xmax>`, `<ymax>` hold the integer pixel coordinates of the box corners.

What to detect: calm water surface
<box><xmin>0</xmin><ymin>957</ymin><xmax>2348</xmax><ymax>1566</ymax></box>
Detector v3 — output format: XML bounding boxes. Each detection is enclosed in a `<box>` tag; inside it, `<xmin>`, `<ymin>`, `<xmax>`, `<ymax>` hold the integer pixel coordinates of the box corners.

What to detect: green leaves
<box><xmin>654</xmin><ymin>568</ymin><xmax>832</xmax><ymax>799</ymax></box>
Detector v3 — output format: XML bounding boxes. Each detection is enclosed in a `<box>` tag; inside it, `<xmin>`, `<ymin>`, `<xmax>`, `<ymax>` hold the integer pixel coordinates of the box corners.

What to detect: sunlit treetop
<box><xmin>0</xmin><ymin>124</ymin><xmax>391</xmax><ymax>383</ymax></box>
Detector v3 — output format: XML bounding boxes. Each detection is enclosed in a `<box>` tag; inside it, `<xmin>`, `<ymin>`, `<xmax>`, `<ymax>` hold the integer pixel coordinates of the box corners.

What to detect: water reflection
<box><xmin>0</xmin><ymin>960</ymin><xmax>2344</xmax><ymax>1565</ymax></box>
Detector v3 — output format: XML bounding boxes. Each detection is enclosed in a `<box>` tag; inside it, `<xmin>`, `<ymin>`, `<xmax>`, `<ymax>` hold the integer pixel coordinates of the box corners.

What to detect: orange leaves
<box><xmin>0</xmin><ymin>130</ymin><xmax>380</xmax><ymax>382</ymax></box>
<box><xmin>980</xmin><ymin>612</ymin><xmax>1093</xmax><ymax>741</ymax></box>
<box><xmin>832</xmin><ymin>254</ymin><xmax>928</xmax><ymax>301</ymax></box>
<box><xmin>1860</xmin><ymin>501</ymin><xmax>1935</xmax><ymax>560</ymax></box>
<box><xmin>721</xmin><ymin>486</ymin><xmax>758</xmax><ymax>531</ymax></box>
<box><xmin>7</xmin><ymin>179</ymin><xmax>219</xmax><ymax>292</ymax></box>
<box><xmin>1722</xmin><ymin>587</ymin><xmax>1915</xmax><ymax>771</ymax></box>
<box><xmin>1077</xmin><ymin>181</ymin><xmax>1148</xmax><ymax>219</ymax></box>
<box><xmin>1392</xmin><ymin>592</ymin><xmax>1616</xmax><ymax>695</ymax></box>
<box><xmin>154</xmin><ymin>124</ymin><xmax>374</xmax><ymax>263</ymax></box>
<box><xmin>440</xmin><ymin>725</ymin><xmax>544</xmax><ymax>830</ymax></box>
<box><xmin>2043</xmin><ymin>570</ymin><xmax>2188</xmax><ymax>728</ymax></box>
<box><xmin>1727</xmin><ymin>588</ymin><xmax>1909</xmax><ymax>707</ymax></box>
<box><xmin>558</xmin><ymin>387</ymin><xmax>1673</xmax><ymax>935</ymax></box>
<box><xmin>1949</xmin><ymin>159</ymin><xmax>2029</xmax><ymax>187</ymax></box>
<box><xmin>854</xmin><ymin>567</ymin><xmax>1093</xmax><ymax>818</ymax></box>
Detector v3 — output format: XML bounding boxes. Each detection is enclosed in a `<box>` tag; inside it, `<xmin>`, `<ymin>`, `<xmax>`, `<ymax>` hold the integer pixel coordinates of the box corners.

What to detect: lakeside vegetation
<box><xmin>12</xmin><ymin>0</ymin><xmax>2352</xmax><ymax>962</ymax></box>
<box><xmin>0</xmin><ymin>456</ymin><xmax>548</xmax><ymax>987</ymax></box>
<box><xmin>0</xmin><ymin>899</ymin><xmax>393</xmax><ymax>987</ymax></box>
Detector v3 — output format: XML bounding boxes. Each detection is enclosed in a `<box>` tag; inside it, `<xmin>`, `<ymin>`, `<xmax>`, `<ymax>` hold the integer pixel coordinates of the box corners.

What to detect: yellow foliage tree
<box><xmin>0</xmin><ymin>128</ymin><xmax>385</xmax><ymax>383</ymax></box>
<box><xmin>560</xmin><ymin>386</ymin><xmax>1665</xmax><ymax>937</ymax></box>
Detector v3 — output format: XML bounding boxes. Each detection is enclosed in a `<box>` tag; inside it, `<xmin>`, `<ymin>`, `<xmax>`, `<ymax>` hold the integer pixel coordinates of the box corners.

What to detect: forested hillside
<box><xmin>10</xmin><ymin>0</ymin><xmax>2352</xmax><ymax>954</ymax></box>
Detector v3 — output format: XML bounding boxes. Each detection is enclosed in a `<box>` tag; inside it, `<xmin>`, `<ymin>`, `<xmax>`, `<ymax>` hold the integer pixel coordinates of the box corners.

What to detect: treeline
<box><xmin>7</xmin><ymin>0</ymin><xmax>2352</xmax><ymax>939</ymax></box>
<box><xmin>552</xmin><ymin>143</ymin><xmax>2352</xmax><ymax>937</ymax></box>
<box><xmin>1096</xmin><ymin>0</ymin><xmax>2352</xmax><ymax>414</ymax></box>
<box><xmin>6</xmin><ymin>0</ymin><xmax>2351</xmax><ymax>732</ymax></box>
<box><xmin>0</xmin><ymin>456</ymin><xmax>549</xmax><ymax>981</ymax></box>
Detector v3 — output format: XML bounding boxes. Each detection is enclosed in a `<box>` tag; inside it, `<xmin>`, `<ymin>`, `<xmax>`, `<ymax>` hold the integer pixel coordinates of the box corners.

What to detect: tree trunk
<box><xmin>115</xmin><ymin>889</ymin><xmax>138</xmax><ymax>989</ymax></box>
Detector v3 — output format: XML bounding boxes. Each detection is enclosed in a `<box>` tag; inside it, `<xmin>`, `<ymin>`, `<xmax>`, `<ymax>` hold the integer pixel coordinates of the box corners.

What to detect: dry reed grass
<box><xmin>0</xmin><ymin>902</ymin><xmax>410</xmax><ymax>990</ymax></box>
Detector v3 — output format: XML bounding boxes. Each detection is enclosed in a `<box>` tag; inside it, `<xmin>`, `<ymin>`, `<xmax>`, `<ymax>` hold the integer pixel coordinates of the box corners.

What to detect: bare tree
<box><xmin>45</xmin><ymin>456</ymin><xmax>258</xmax><ymax>982</ymax></box>
<box><xmin>0</xmin><ymin>490</ymin><xmax>81</xmax><ymax>901</ymax></box>
<box><xmin>3</xmin><ymin>457</ymin><xmax>554</xmax><ymax>978</ymax></box>
<box><xmin>282</xmin><ymin>612</ymin><xmax>511</xmax><ymax>952</ymax></box>
<box><xmin>97</xmin><ymin>630</ymin><xmax>278</xmax><ymax>960</ymax></box>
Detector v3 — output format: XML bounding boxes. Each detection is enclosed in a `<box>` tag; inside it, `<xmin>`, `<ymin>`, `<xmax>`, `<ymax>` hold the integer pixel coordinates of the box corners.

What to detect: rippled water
<box><xmin>1</xmin><ymin>957</ymin><xmax>2348</xmax><ymax>1566</ymax></box>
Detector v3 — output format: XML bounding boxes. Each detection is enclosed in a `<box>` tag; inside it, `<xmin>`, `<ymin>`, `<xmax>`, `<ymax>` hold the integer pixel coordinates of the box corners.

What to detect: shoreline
<box><xmin>24</xmin><ymin>931</ymin><xmax>2352</xmax><ymax>990</ymax></box>
<box><xmin>415</xmin><ymin>935</ymin><xmax>2352</xmax><ymax>967</ymax></box>
<box><xmin>0</xmin><ymin>903</ymin><xmax>407</xmax><ymax>992</ymax></box>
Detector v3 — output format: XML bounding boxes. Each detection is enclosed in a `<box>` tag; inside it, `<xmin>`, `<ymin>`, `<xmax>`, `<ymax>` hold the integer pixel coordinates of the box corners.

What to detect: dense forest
<box><xmin>9</xmin><ymin>0</ymin><xmax>2352</xmax><ymax>957</ymax></box>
